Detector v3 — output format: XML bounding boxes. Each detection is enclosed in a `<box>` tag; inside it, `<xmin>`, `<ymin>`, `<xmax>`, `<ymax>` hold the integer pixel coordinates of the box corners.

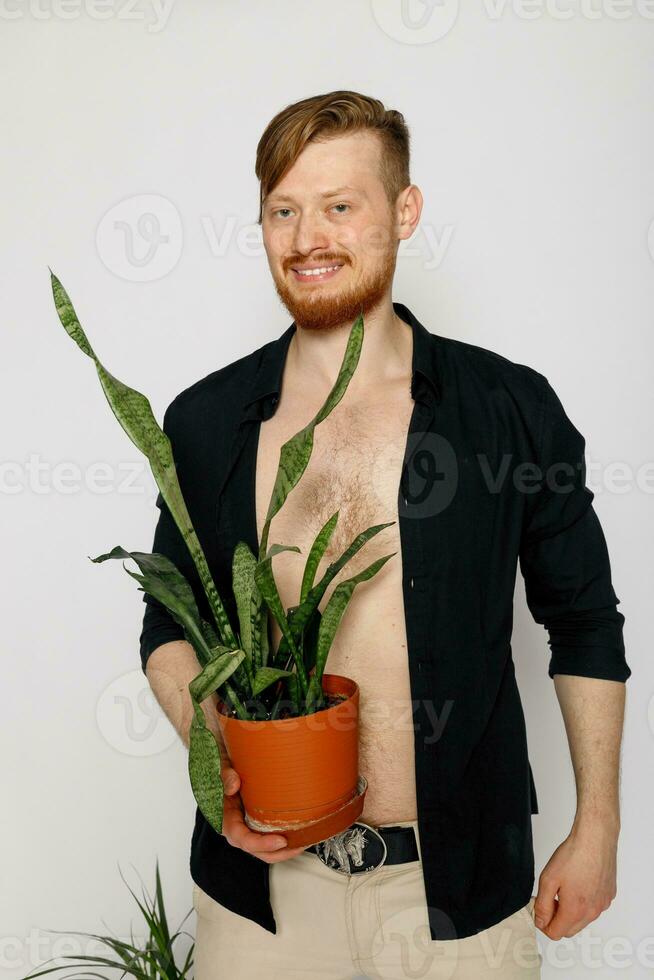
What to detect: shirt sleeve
<box><xmin>518</xmin><ymin>376</ymin><xmax>631</xmax><ymax>682</ymax></box>
<box><xmin>138</xmin><ymin>399</ymin><xmax>189</xmax><ymax>673</ymax></box>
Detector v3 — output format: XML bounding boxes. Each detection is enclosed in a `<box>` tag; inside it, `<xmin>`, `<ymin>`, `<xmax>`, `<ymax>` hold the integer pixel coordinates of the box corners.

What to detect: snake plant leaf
<box><xmin>249</xmin><ymin>579</ymin><xmax>271</xmax><ymax>670</ymax></box>
<box><xmin>267</xmin><ymin>543</ymin><xmax>301</xmax><ymax>558</ymax></box>
<box><xmin>232</xmin><ymin>542</ymin><xmax>257</xmax><ymax>657</ymax></box>
<box><xmin>90</xmin><ymin>545</ymin><xmax>213</xmax><ymax>666</ymax></box>
<box><xmin>287</xmin><ymin>670</ymin><xmax>301</xmax><ymax>708</ymax></box>
<box><xmin>305</xmin><ymin>673</ymin><xmax>325</xmax><ymax>711</ymax></box>
<box><xmin>200</xmin><ymin>618</ymin><xmax>221</xmax><ymax>649</ymax></box>
<box><xmin>254</xmin><ymin>554</ymin><xmax>308</xmax><ymax>696</ymax></box>
<box><xmin>188</xmin><ymin>700</ymin><xmax>224</xmax><ymax>833</ymax></box>
<box><xmin>189</xmin><ymin>647</ymin><xmax>246</xmax><ymax>703</ymax></box>
<box><xmin>270</xmin><ymin>668</ymin><xmax>301</xmax><ymax>719</ymax></box>
<box><xmin>50</xmin><ymin>271</ymin><xmax>236</xmax><ymax>650</ymax></box>
<box><xmin>296</xmin><ymin>520</ymin><xmax>394</xmax><ymax>634</ymax></box>
<box><xmin>259</xmin><ymin>313</ymin><xmax>363</xmax><ymax>557</ymax></box>
<box><xmin>200</xmin><ymin>615</ymin><xmax>252</xmax><ymax>697</ymax></box>
<box><xmin>273</xmin><ymin>521</ymin><xmax>395</xmax><ymax>670</ymax></box>
<box><xmin>302</xmin><ymin>607</ymin><xmax>322</xmax><ymax>674</ymax></box>
<box><xmin>251</xmin><ymin>666</ymin><xmax>294</xmax><ymax>697</ymax></box>
<box><xmin>300</xmin><ymin>511</ymin><xmax>339</xmax><ymax>605</ymax></box>
<box><xmin>313</xmin><ymin>552</ymin><xmax>397</xmax><ymax>685</ymax></box>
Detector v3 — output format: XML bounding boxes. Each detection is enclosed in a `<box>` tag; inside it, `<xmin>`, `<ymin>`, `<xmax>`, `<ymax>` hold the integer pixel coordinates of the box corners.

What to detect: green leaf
<box><xmin>188</xmin><ymin>700</ymin><xmax>224</xmax><ymax>834</ymax></box>
<box><xmin>21</xmin><ymin>859</ymin><xmax>192</xmax><ymax>980</ymax></box>
<box><xmin>200</xmin><ymin>618</ymin><xmax>221</xmax><ymax>649</ymax></box>
<box><xmin>90</xmin><ymin>546</ymin><xmax>214</xmax><ymax>666</ymax></box>
<box><xmin>259</xmin><ymin>313</ymin><xmax>363</xmax><ymax>557</ymax></box>
<box><xmin>249</xmin><ymin>579</ymin><xmax>267</xmax><ymax>669</ymax></box>
<box><xmin>305</xmin><ymin>673</ymin><xmax>324</xmax><ymax>711</ymax></box>
<box><xmin>251</xmin><ymin>665</ymin><xmax>294</xmax><ymax>697</ymax></box>
<box><xmin>302</xmin><ymin>607</ymin><xmax>322</xmax><ymax>674</ymax></box>
<box><xmin>314</xmin><ymin>552</ymin><xmax>397</xmax><ymax>684</ymax></box>
<box><xmin>300</xmin><ymin>511</ymin><xmax>339</xmax><ymax>605</ymax></box>
<box><xmin>232</xmin><ymin>542</ymin><xmax>257</xmax><ymax>657</ymax></box>
<box><xmin>254</xmin><ymin>554</ymin><xmax>308</xmax><ymax>696</ymax></box>
<box><xmin>189</xmin><ymin>648</ymin><xmax>246</xmax><ymax>703</ymax></box>
<box><xmin>51</xmin><ymin>271</ymin><xmax>236</xmax><ymax>649</ymax></box>
<box><xmin>274</xmin><ymin>521</ymin><xmax>395</xmax><ymax>669</ymax></box>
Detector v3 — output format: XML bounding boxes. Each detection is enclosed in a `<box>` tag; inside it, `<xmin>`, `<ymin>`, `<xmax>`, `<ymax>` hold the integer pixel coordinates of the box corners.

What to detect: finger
<box><xmin>222</xmin><ymin>771</ymin><xmax>240</xmax><ymax>795</ymax></box>
<box><xmin>534</xmin><ymin>878</ymin><xmax>558</xmax><ymax>930</ymax></box>
<box><xmin>229</xmin><ymin>824</ymin><xmax>291</xmax><ymax>853</ymax></box>
<box><xmin>546</xmin><ymin>895</ymin><xmax>593</xmax><ymax>940</ymax></box>
<box><xmin>255</xmin><ymin>846</ymin><xmax>307</xmax><ymax>864</ymax></box>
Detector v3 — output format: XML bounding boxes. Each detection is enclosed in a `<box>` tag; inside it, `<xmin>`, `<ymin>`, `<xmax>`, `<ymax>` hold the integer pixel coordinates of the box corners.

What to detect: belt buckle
<box><xmin>312</xmin><ymin>821</ymin><xmax>387</xmax><ymax>875</ymax></box>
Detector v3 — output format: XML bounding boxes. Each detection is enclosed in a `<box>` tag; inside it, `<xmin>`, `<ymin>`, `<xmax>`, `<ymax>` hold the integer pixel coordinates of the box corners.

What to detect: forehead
<box><xmin>266</xmin><ymin>130</ymin><xmax>383</xmax><ymax>204</ymax></box>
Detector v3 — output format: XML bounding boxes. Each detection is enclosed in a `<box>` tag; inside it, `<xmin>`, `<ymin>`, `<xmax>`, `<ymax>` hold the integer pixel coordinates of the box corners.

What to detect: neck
<box><xmin>286</xmin><ymin>300</ymin><xmax>413</xmax><ymax>399</ymax></box>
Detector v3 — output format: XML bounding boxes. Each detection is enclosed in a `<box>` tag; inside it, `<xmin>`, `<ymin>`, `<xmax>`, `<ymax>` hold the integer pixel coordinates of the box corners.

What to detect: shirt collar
<box><xmin>242</xmin><ymin>301</ymin><xmax>441</xmax><ymax>418</ymax></box>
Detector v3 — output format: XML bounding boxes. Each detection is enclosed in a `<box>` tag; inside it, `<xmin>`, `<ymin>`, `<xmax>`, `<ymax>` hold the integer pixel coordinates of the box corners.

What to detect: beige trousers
<box><xmin>192</xmin><ymin>819</ymin><xmax>543</xmax><ymax>980</ymax></box>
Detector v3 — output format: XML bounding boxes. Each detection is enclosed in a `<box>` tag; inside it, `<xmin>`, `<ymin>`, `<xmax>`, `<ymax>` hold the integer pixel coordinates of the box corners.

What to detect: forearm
<box><xmin>145</xmin><ymin>639</ymin><xmax>227</xmax><ymax>754</ymax></box>
<box><xmin>553</xmin><ymin>673</ymin><xmax>626</xmax><ymax>833</ymax></box>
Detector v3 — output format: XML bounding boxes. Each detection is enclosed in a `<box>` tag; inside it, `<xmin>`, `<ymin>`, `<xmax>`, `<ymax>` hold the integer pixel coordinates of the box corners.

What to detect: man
<box><xmin>140</xmin><ymin>91</ymin><xmax>630</xmax><ymax>979</ymax></box>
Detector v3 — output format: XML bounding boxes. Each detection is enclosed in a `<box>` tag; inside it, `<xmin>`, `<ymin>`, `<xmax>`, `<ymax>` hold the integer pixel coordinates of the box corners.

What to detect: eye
<box><xmin>274</xmin><ymin>208</ymin><xmax>293</xmax><ymax>219</ymax></box>
<box><xmin>331</xmin><ymin>203</ymin><xmax>350</xmax><ymax>214</ymax></box>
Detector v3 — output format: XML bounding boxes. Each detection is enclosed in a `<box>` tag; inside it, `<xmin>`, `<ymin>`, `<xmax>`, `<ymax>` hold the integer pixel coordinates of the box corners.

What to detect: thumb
<box><xmin>222</xmin><ymin>767</ymin><xmax>240</xmax><ymax>795</ymax></box>
<box><xmin>534</xmin><ymin>879</ymin><xmax>558</xmax><ymax>929</ymax></box>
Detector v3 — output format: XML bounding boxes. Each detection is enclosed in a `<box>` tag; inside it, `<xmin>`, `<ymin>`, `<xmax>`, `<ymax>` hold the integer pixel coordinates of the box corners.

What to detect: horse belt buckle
<box><xmin>312</xmin><ymin>821</ymin><xmax>387</xmax><ymax>875</ymax></box>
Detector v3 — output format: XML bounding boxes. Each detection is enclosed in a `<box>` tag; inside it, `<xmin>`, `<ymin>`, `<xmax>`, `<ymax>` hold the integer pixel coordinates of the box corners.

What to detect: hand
<box><xmin>533</xmin><ymin>819</ymin><xmax>618</xmax><ymax>939</ymax></box>
<box><xmin>221</xmin><ymin>765</ymin><xmax>306</xmax><ymax>864</ymax></box>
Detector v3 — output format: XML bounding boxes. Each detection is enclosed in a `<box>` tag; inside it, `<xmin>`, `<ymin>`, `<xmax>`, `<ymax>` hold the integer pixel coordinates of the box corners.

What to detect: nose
<box><xmin>292</xmin><ymin>210</ymin><xmax>331</xmax><ymax>257</ymax></box>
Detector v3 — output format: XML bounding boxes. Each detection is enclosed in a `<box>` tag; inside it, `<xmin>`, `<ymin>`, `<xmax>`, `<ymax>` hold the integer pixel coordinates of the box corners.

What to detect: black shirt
<box><xmin>139</xmin><ymin>301</ymin><xmax>631</xmax><ymax>942</ymax></box>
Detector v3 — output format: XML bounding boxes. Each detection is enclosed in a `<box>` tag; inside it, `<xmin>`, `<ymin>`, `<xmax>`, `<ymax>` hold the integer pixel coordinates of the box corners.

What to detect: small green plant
<box><xmin>23</xmin><ymin>860</ymin><xmax>193</xmax><ymax>980</ymax></box>
<box><xmin>50</xmin><ymin>271</ymin><xmax>396</xmax><ymax>834</ymax></box>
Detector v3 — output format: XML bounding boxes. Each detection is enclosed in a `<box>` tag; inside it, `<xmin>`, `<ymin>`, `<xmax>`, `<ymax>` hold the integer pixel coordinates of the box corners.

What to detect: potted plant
<box><xmin>23</xmin><ymin>860</ymin><xmax>194</xmax><ymax>980</ymax></box>
<box><xmin>50</xmin><ymin>271</ymin><xmax>396</xmax><ymax>848</ymax></box>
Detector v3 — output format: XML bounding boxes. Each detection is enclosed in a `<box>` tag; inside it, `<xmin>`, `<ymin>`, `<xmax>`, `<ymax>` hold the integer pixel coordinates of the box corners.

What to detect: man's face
<box><xmin>261</xmin><ymin>131</ymin><xmax>400</xmax><ymax>331</ymax></box>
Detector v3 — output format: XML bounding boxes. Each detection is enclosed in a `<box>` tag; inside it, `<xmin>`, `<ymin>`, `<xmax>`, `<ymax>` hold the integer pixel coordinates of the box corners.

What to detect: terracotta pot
<box><xmin>215</xmin><ymin>673</ymin><xmax>367</xmax><ymax>848</ymax></box>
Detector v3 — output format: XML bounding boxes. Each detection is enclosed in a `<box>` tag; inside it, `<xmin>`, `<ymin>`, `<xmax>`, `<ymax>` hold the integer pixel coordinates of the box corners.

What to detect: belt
<box><xmin>306</xmin><ymin>821</ymin><xmax>419</xmax><ymax>875</ymax></box>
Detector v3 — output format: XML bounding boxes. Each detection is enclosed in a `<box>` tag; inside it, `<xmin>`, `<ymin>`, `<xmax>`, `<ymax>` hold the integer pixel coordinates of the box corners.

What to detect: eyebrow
<box><xmin>265</xmin><ymin>185</ymin><xmax>363</xmax><ymax>206</ymax></box>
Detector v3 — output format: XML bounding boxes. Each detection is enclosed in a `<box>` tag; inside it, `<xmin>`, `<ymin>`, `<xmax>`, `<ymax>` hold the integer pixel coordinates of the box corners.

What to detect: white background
<box><xmin>1</xmin><ymin>2</ymin><xmax>652</xmax><ymax>977</ymax></box>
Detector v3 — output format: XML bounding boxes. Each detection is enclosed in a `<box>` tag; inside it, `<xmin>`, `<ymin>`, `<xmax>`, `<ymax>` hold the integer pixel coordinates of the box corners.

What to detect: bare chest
<box><xmin>254</xmin><ymin>386</ymin><xmax>419</xmax><ymax>824</ymax></box>
<box><xmin>255</xmin><ymin>392</ymin><xmax>415</xmax><ymax>587</ymax></box>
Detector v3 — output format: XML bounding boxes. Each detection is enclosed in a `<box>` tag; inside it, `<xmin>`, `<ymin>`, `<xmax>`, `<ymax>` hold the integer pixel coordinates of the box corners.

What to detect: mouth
<box><xmin>290</xmin><ymin>262</ymin><xmax>344</xmax><ymax>284</ymax></box>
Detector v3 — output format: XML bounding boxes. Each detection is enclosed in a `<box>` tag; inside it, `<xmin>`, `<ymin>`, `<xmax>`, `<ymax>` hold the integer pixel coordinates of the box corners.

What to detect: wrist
<box><xmin>571</xmin><ymin>807</ymin><xmax>621</xmax><ymax>839</ymax></box>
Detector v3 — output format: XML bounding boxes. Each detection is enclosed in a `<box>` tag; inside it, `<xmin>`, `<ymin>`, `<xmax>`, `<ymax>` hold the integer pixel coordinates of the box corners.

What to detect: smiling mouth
<box><xmin>290</xmin><ymin>263</ymin><xmax>344</xmax><ymax>283</ymax></box>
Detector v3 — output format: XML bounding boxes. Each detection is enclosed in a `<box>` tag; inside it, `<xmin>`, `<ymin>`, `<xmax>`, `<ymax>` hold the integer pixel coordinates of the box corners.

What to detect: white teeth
<box><xmin>296</xmin><ymin>265</ymin><xmax>340</xmax><ymax>276</ymax></box>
